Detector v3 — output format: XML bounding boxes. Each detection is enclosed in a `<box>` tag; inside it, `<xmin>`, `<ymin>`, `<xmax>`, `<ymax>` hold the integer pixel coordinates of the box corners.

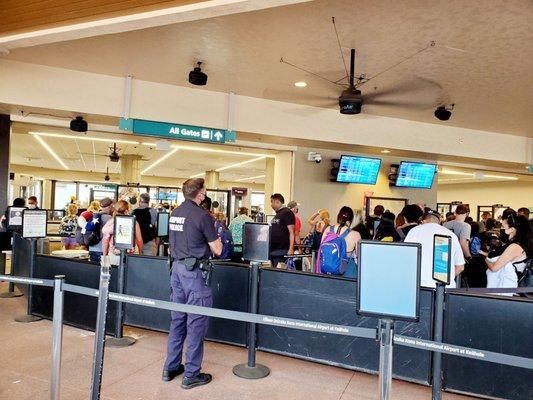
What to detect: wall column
<box><xmin>0</xmin><ymin>114</ymin><xmax>10</xmax><ymax>212</ymax></box>
<box><xmin>205</xmin><ymin>170</ymin><xmax>220</xmax><ymax>189</ymax></box>
<box><xmin>264</xmin><ymin>157</ymin><xmax>275</xmax><ymax>213</ymax></box>
<box><xmin>120</xmin><ymin>155</ymin><xmax>142</xmax><ymax>185</ymax></box>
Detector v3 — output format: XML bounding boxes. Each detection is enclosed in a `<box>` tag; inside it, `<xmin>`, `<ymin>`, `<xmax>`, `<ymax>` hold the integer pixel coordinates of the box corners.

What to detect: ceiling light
<box><xmin>440</xmin><ymin>169</ymin><xmax>518</xmax><ymax>181</ymax></box>
<box><xmin>484</xmin><ymin>174</ymin><xmax>518</xmax><ymax>181</ymax></box>
<box><xmin>30</xmin><ymin>132</ymin><xmax>140</xmax><ymax>145</ymax></box>
<box><xmin>381</xmin><ymin>149</ymin><xmax>391</xmax><ymax>154</ymax></box>
<box><xmin>33</xmin><ymin>135</ymin><xmax>69</xmax><ymax>170</ymax></box>
<box><xmin>235</xmin><ymin>174</ymin><xmax>266</xmax><ymax>182</ymax></box>
<box><xmin>189</xmin><ymin>172</ymin><xmax>206</xmax><ymax>179</ymax></box>
<box><xmin>215</xmin><ymin>156</ymin><xmax>266</xmax><ymax>172</ymax></box>
<box><xmin>294</xmin><ymin>81</ymin><xmax>307</xmax><ymax>88</ymax></box>
<box><xmin>141</xmin><ymin>142</ymin><xmax>275</xmax><ymax>158</ymax></box>
<box><xmin>141</xmin><ymin>148</ymin><xmax>179</xmax><ymax>175</ymax></box>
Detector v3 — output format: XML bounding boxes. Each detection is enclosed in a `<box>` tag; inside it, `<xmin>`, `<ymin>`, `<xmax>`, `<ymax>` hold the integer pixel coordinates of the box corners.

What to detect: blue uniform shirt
<box><xmin>169</xmin><ymin>199</ymin><xmax>218</xmax><ymax>260</ymax></box>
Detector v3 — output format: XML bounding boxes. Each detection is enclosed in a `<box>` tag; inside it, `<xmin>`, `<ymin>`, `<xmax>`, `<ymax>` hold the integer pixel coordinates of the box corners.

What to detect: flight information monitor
<box><xmin>395</xmin><ymin>161</ymin><xmax>437</xmax><ymax>189</ymax></box>
<box><xmin>357</xmin><ymin>241</ymin><xmax>421</xmax><ymax>321</ymax></box>
<box><xmin>336</xmin><ymin>155</ymin><xmax>381</xmax><ymax>184</ymax></box>
<box><xmin>433</xmin><ymin>234</ymin><xmax>452</xmax><ymax>284</ymax></box>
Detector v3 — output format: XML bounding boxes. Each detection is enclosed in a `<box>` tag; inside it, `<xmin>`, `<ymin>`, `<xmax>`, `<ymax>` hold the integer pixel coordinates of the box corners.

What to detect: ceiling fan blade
<box><xmin>364</xmin><ymin>98</ymin><xmax>433</xmax><ymax>110</ymax></box>
<box><xmin>363</xmin><ymin>77</ymin><xmax>443</xmax><ymax>101</ymax></box>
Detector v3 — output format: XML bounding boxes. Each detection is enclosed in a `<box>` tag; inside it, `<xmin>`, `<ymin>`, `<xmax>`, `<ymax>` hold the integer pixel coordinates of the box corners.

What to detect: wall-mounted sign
<box><xmin>232</xmin><ymin>187</ymin><xmax>248</xmax><ymax>196</ymax></box>
<box><xmin>119</xmin><ymin>118</ymin><xmax>236</xmax><ymax>144</ymax></box>
<box><xmin>22</xmin><ymin>209</ymin><xmax>48</xmax><ymax>238</ymax></box>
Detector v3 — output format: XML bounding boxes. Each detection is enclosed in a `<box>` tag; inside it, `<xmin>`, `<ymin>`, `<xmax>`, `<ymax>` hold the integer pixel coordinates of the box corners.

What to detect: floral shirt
<box><xmin>228</xmin><ymin>214</ymin><xmax>253</xmax><ymax>248</ymax></box>
<box><xmin>59</xmin><ymin>215</ymin><xmax>78</xmax><ymax>237</ymax></box>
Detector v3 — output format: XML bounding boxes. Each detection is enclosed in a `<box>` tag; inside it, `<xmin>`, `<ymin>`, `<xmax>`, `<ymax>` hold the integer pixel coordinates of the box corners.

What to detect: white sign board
<box><xmin>22</xmin><ymin>209</ymin><xmax>48</xmax><ymax>238</ymax></box>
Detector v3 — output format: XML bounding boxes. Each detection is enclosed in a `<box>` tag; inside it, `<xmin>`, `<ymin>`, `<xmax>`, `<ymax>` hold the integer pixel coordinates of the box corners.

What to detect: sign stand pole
<box><xmin>431</xmin><ymin>283</ymin><xmax>445</xmax><ymax>400</ymax></box>
<box><xmin>14</xmin><ymin>238</ymin><xmax>43</xmax><ymax>323</ymax></box>
<box><xmin>233</xmin><ymin>261</ymin><xmax>270</xmax><ymax>379</ymax></box>
<box><xmin>50</xmin><ymin>275</ymin><xmax>65</xmax><ymax>400</ymax></box>
<box><xmin>90</xmin><ymin>265</ymin><xmax>111</xmax><ymax>400</ymax></box>
<box><xmin>107</xmin><ymin>249</ymin><xmax>136</xmax><ymax>347</ymax></box>
<box><xmin>378</xmin><ymin>318</ymin><xmax>394</xmax><ymax>400</ymax></box>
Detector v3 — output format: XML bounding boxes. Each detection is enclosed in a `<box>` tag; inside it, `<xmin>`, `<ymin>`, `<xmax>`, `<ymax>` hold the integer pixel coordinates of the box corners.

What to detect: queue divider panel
<box><xmin>256</xmin><ymin>267</ymin><xmax>434</xmax><ymax>385</ymax></box>
<box><xmin>31</xmin><ymin>255</ymin><xmax>119</xmax><ymax>335</ymax></box>
<box><xmin>442</xmin><ymin>292</ymin><xmax>533</xmax><ymax>400</ymax></box>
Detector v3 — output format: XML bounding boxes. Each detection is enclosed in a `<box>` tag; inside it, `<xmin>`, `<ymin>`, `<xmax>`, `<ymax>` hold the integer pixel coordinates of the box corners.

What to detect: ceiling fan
<box><xmin>276</xmin><ymin>17</ymin><xmax>446</xmax><ymax>115</ymax></box>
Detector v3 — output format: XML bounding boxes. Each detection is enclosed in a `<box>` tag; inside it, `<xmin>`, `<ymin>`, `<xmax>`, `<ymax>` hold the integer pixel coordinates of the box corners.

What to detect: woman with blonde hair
<box><xmin>88</xmin><ymin>201</ymin><xmax>101</xmax><ymax>213</ymax></box>
<box><xmin>101</xmin><ymin>200</ymin><xmax>143</xmax><ymax>266</ymax></box>
<box><xmin>304</xmin><ymin>209</ymin><xmax>331</xmax><ymax>252</ymax></box>
<box><xmin>59</xmin><ymin>204</ymin><xmax>79</xmax><ymax>249</ymax></box>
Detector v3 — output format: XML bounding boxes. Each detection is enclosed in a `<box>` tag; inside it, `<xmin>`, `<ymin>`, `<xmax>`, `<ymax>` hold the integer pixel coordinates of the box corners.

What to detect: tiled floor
<box><xmin>0</xmin><ymin>282</ymin><xmax>475</xmax><ymax>400</ymax></box>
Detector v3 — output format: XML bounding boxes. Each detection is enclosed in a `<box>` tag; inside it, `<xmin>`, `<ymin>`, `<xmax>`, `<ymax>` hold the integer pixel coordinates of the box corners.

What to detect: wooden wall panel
<box><xmin>0</xmin><ymin>0</ymin><xmax>206</xmax><ymax>35</ymax></box>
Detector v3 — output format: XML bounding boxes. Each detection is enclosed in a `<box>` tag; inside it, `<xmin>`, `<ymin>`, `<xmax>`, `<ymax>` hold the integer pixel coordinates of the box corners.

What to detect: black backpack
<box><xmin>133</xmin><ymin>208</ymin><xmax>156</xmax><ymax>244</ymax></box>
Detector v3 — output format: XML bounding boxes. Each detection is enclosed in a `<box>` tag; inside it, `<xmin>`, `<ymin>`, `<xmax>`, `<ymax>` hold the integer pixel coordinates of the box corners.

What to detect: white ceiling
<box><xmin>9</xmin><ymin>126</ymin><xmax>268</xmax><ymax>184</ymax></box>
<box><xmin>3</xmin><ymin>0</ymin><xmax>532</xmax><ymax>136</ymax></box>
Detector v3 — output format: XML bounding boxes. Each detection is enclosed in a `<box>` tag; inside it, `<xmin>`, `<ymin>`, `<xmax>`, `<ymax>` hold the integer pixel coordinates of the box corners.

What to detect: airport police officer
<box><xmin>163</xmin><ymin>178</ymin><xmax>222</xmax><ymax>389</ymax></box>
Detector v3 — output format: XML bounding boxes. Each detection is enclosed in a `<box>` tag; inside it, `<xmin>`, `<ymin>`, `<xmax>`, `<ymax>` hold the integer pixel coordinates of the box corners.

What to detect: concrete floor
<box><xmin>0</xmin><ymin>282</ymin><xmax>475</xmax><ymax>400</ymax></box>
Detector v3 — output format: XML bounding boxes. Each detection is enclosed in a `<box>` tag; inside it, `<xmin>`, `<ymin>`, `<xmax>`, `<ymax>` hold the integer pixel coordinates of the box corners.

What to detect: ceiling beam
<box><xmin>0</xmin><ymin>0</ymin><xmax>311</xmax><ymax>51</ymax></box>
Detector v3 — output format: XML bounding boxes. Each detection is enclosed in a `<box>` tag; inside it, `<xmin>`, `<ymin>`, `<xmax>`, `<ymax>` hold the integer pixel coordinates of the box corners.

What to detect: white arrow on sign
<box><xmin>214</xmin><ymin>131</ymin><xmax>223</xmax><ymax>141</ymax></box>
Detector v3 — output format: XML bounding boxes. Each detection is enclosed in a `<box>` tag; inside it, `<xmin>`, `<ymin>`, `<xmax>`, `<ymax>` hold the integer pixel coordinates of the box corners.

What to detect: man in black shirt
<box><xmin>163</xmin><ymin>178</ymin><xmax>222</xmax><ymax>389</ymax></box>
<box><xmin>269</xmin><ymin>193</ymin><xmax>295</xmax><ymax>267</ymax></box>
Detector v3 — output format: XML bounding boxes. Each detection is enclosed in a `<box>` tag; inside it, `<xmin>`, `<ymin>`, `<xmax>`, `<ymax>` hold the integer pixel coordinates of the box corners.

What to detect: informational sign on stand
<box><xmin>357</xmin><ymin>241</ymin><xmax>421</xmax><ymax>321</ymax></box>
<box><xmin>22</xmin><ymin>209</ymin><xmax>48</xmax><ymax>238</ymax></box>
<box><xmin>433</xmin><ymin>235</ymin><xmax>452</xmax><ymax>285</ymax></box>
<box><xmin>7</xmin><ymin>207</ymin><xmax>25</xmax><ymax>229</ymax></box>
<box><xmin>157</xmin><ymin>212</ymin><xmax>169</xmax><ymax>237</ymax></box>
<box><xmin>243</xmin><ymin>223</ymin><xmax>270</xmax><ymax>262</ymax></box>
<box><xmin>113</xmin><ymin>215</ymin><xmax>136</xmax><ymax>250</ymax></box>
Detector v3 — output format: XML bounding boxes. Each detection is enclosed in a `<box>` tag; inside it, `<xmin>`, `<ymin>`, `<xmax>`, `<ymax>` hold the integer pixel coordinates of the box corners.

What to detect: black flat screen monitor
<box><xmin>336</xmin><ymin>155</ymin><xmax>381</xmax><ymax>184</ymax></box>
<box><xmin>243</xmin><ymin>223</ymin><xmax>270</xmax><ymax>262</ymax></box>
<box><xmin>395</xmin><ymin>161</ymin><xmax>437</xmax><ymax>189</ymax></box>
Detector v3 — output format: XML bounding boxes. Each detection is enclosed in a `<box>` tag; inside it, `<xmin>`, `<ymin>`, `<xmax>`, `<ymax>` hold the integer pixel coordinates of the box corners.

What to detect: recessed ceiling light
<box><xmin>381</xmin><ymin>149</ymin><xmax>391</xmax><ymax>154</ymax></box>
<box><xmin>294</xmin><ymin>81</ymin><xmax>307</xmax><ymax>88</ymax></box>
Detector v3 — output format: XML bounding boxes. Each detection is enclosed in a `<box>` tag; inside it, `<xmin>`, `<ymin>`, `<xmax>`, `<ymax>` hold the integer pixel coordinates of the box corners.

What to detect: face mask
<box><xmin>28</xmin><ymin>204</ymin><xmax>36</xmax><ymax>209</ymax></box>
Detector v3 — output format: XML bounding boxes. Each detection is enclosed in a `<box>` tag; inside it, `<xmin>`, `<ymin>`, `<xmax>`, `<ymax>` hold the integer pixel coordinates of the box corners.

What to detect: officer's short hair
<box><xmin>270</xmin><ymin>193</ymin><xmax>284</xmax><ymax>204</ymax></box>
<box><xmin>183</xmin><ymin>178</ymin><xmax>205</xmax><ymax>200</ymax></box>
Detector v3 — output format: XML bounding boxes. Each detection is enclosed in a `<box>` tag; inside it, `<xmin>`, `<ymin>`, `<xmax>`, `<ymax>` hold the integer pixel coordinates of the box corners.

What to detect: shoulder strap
<box><xmin>396</xmin><ymin>227</ymin><xmax>406</xmax><ymax>240</ymax></box>
<box><xmin>340</xmin><ymin>227</ymin><xmax>351</xmax><ymax>238</ymax></box>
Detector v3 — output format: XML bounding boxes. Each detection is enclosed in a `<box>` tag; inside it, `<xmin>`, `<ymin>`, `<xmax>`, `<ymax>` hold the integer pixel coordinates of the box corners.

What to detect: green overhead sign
<box><xmin>119</xmin><ymin>118</ymin><xmax>236</xmax><ymax>144</ymax></box>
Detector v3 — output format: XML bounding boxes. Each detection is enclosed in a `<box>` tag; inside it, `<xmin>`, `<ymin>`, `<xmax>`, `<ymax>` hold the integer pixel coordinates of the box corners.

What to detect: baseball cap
<box><xmin>422</xmin><ymin>209</ymin><xmax>441</xmax><ymax>221</ymax></box>
<box><xmin>99</xmin><ymin>197</ymin><xmax>113</xmax><ymax>208</ymax></box>
<box><xmin>287</xmin><ymin>201</ymin><xmax>300</xmax><ymax>209</ymax></box>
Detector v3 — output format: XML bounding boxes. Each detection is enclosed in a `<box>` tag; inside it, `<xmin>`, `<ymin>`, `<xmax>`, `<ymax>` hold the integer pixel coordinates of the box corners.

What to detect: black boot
<box><xmin>162</xmin><ymin>365</ymin><xmax>185</xmax><ymax>382</ymax></box>
<box><xmin>181</xmin><ymin>373</ymin><xmax>213</xmax><ymax>389</ymax></box>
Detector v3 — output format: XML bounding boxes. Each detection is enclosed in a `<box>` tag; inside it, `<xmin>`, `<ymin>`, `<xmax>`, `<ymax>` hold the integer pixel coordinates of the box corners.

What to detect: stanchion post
<box><xmin>233</xmin><ymin>261</ymin><xmax>270</xmax><ymax>379</ymax></box>
<box><xmin>106</xmin><ymin>250</ymin><xmax>136</xmax><ymax>347</ymax></box>
<box><xmin>431</xmin><ymin>283</ymin><xmax>445</xmax><ymax>400</ymax></box>
<box><xmin>90</xmin><ymin>265</ymin><xmax>110</xmax><ymax>400</ymax></box>
<box><xmin>14</xmin><ymin>238</ymin><xmax>42</xmax><ymax>322</ymax></box>
<box><xmin>50</xmin><ymin>275</ymin><xmax>65</xmax><ymax>400</ymax></box>
<box><xmin>378</xmin><ymin>319</ymin><xmax>394</xmax><ymax>400</ymax></box>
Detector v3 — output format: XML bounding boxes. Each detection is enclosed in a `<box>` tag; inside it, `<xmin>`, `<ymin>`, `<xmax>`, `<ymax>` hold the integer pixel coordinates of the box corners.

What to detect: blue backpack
<box><xmin>319</xmin><ymin>226</ymin><xmax>350</xmax><ymax>275</ymax></box>
<box><xmin>470</xmin><ymin>236</ymin><xmax>482</xmax><ymax>255</ymax></box>
<box><xmin>215</xmin><ymin>220</ymin><xmax>234</xmax><ymax>259</ymax></box>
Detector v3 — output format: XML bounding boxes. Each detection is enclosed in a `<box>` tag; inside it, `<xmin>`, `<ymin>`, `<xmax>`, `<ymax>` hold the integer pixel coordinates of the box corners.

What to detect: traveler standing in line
<box><xmin>306</xmin><ymin>209</ymin><xmax>331</xmax><ymax>251</ymax></box>
<box><xmin>365</xmin><ymin>204</ymin><xmax>384</xmax><ymax>237</ymax></box>
<box><xmin>85</xmin><ymin>197</ymin><xmax>114</xmax><ymax>264</ymax></box>
<box><xmin>27</xmin><ymin>196</ymin><xmax>39</xmax><ymax>209</ymax></box>
<box><xmin>444</xmin><ymin>204</ymin><xmax>472</xmax><ymax>259</ymax></box>
<box><xmin>163</xmin><ymin>178</ymin><xmax>222</xmax><ymax>389</ymax></box>
<box><xmin>405</xmin><ymin>210</ymin><xmax>465</xmax><ymax>288</ymax></box>
<box><xmin>517</xmin><ymin>207</ymin><xmax>530</xmax><ymax>220</ymax></box>
<box><xmin>479</xmin><ymin>211</ymin><xmax>492</xmax><ymax>233</ymax></box>
<box><xmin>396</xmin><ymin>204</ymin><xmax>423</xmax><ymax>240</ymax></box>
<box><xmin>59</xmin><ymin>204</ymin><xmax>79</xmax><ymax>250</ymax></box>
<box><xmin>269</xmin><ymin>193</ymin><xmax>295</xmax><ymax>267</ymax></box>
<box><xmin>320</xmin><ymin>206</ymin><xmax>361</xmax><ymax>278</ymax></box>
<box><xmin>374</xmin><ymin>211</ymin><xmax>401</xmax><ymax>242</ymax></box>
<box><xmin>133</xmin><ymin>193</ymin><xmax>159</xmax><ymax>256</ymax></box>
<box><xmin>228</xmin><ymin>207</ymin><xmax>253</xmax><ymax>260</ymax></box>
<box><xmin>101</xmin><ymin>200</ymin><xmax>143</xmax><ymax>266</ymax></box>
<box><xmin>288</xmin><ymin>201</ymin><xmax>302</xmax><ymax>245</ymax></box>
<box><xmin>479</xmin><ymin>214</ymin><xmax>529</xmax><ymax>295</ymax></box>
<box><xmin>352</xmin><ymin>209</ymin><xmax>371</xmax><ymax>240</ymax></box>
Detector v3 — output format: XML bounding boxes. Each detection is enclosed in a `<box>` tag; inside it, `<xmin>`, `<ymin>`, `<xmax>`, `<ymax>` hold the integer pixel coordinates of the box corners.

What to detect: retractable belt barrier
<box><xmin>2</xmin><ymin>273</ymin><xmax>530</xmax><ymax>369</ymax></box>
<box><xmin>1</xmin><ymin>273</ymin><xmax>532</xmax><ymax>400</ymax></box>
<box><xmin>448</xmin><ymin>286</ymin><xmax>533</xmax><ymax>294</ymax></box>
